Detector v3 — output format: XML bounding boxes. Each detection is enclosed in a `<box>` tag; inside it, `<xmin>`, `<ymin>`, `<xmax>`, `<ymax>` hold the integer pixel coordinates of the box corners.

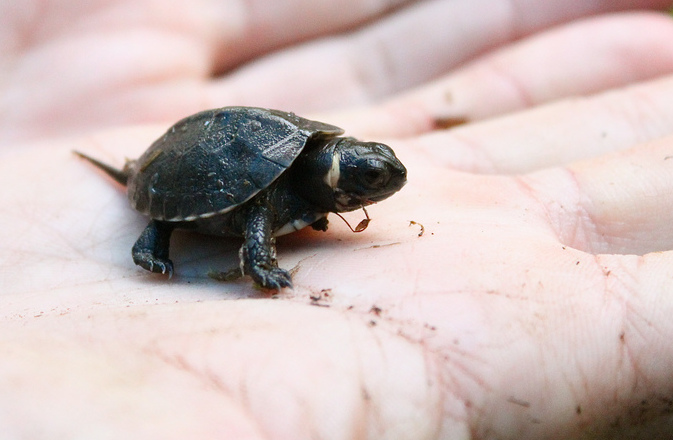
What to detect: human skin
<box><xmin>3</xmin><ymin>1</ymin><xmax>673</xmax><ymax>438</ymax></box>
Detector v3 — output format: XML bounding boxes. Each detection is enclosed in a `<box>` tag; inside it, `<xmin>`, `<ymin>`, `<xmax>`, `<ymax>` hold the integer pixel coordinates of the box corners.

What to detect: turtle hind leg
<box><xmin>240</xmin><ymin>204</ymin><xmax>292</xmax><ymax>290</ymax></box>
<box><xmin>132</xmin><ymin>220</ymin><xmax>175</xmax><ymax>277</ymax></box>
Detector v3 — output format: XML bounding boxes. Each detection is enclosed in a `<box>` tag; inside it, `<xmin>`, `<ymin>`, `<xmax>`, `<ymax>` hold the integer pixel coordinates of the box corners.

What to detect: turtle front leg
<box><xmin>240</xmin><ymin>204</ymin><xmax>292</xmax><ymax>290</ymax></box>
<box><xmin>132</xmin><ymin>220</ymin><xmax>175</xmax><ymax>277</ymax></box>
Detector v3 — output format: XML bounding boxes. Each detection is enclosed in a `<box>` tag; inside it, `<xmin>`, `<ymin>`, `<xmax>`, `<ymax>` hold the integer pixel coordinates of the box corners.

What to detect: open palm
<box><xmin>3</xmin><ymin>1</ymin><xmax>673</xmax><ymax>438</ymax></box>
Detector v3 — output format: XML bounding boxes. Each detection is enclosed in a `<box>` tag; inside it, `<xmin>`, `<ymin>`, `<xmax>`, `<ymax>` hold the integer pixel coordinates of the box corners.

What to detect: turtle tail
<box><xmin>73</xmin><ymin>151</ymin><xmax>133</xmax><ymax>186</ymax></box>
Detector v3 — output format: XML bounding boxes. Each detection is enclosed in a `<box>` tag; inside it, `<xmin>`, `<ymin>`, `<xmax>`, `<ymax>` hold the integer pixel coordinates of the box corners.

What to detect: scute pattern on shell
<box><xmin>127</xmin><ymin>107</ymin><xmax>344</xmax><ymax>221</ymax></box>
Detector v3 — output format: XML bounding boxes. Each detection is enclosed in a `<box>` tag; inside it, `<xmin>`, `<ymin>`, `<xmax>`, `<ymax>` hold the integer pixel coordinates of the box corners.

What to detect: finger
<box><xmin>210</xmin><ymin>0</ymin><xmax>670</xmax><ymax>72</ymax></box>
<box><xmin>209</xmin><ymin>0</ymin><xmax>421</xmax><ymax>72</ymax></box>
<box><xmin>0</xmin><ymin>31</ymin><xmax>212</xmax><ymax>147</ymax></box>
<box><xmin>327</xmin><ymin>12</ymin><xmax>673</xmax><ymax>138</ymax></box>
<box><xmin>0</xmin><ymin>0</ymin><xmax>417</xmax><ymax>146</ymax></box>
<box><xmin>523</xmin><ymin>135</ymin><xmax>673</xmax><ymax>256</ymax></box>
<box><xmin>403</xmin><ymin>74</ymin><xmax>673</xmax><ymax>174</ymax></box>
<box><xmin>208</xmin><ymin>2</ymin><xmax>673</xmax><ymax>113</ymax></box>
<box><xmin>0</xmin><ymin>0</ymin><xmax>417</xmax><ymax>65</ymax></box>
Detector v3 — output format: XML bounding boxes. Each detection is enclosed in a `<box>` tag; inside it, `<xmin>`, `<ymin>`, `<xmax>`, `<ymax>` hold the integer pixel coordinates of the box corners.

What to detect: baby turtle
<box><xmin>76</xmin><ymin>106</ymin><xmax>407</xmax><ymax>290</ymax></box>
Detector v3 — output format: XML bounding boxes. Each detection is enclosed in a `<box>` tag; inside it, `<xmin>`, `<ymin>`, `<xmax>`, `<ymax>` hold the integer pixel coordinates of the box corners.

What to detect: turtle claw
<box><xmin>132</xmin><ymin>220</ymin><xmax>175</xmax><ymax>279</ymax></box>
<box><xmin>133</xmin><ymin>252</ymin><xmax>174</xmax><ymax>278</ymax></box>
<box><xmin>250</xmin><ymin>266</ymin><xmax>293</xmax><ymax>290</ymax></box>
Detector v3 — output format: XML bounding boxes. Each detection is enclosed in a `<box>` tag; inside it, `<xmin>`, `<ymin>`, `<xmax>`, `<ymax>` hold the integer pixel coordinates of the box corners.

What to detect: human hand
<box><xmin>3</xmin><ymin>1</ymin><xmax>673</xmax><ymax>439</ymax></box>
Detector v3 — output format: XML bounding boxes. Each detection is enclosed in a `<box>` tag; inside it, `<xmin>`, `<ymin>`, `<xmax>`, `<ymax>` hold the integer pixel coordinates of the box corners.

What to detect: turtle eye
<box><xmin>363</xmin><ymin>166</ymin><xmax>389</xmax><ymax>188</ymax></box>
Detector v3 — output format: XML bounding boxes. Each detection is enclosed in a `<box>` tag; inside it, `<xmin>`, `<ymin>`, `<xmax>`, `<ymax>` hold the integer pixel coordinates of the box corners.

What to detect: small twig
<box><xmin>409</xmin><ymin>220</ymin><xmax>425</xmax><ymax>237</ymax></box>
<box><xmin>335</xmin><ymin>205</ymin><xmax>371</xmax><ymax>233</ymax></box>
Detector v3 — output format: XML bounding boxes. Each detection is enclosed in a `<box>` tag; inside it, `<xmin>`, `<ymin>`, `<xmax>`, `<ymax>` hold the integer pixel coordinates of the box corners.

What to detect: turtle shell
<box><xmin>127</xmin><ymin>107</ymin><xmax>344</xmax><ymax>221</ymax></box>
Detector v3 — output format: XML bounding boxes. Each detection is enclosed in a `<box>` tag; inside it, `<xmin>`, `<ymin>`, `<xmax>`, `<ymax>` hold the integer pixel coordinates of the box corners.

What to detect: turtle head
<box><xmin>292</xmin><ymin>137</ymin><xmax>406</xmax><ymax>213</ymax></box>
<box><xmin>329</xmin><ymin>138</ymin><xmax>407</xmax><ymax>212</ymax></box>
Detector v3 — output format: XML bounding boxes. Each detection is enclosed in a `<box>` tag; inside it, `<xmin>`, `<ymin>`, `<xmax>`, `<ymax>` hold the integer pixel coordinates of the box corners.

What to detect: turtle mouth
<box><xmin>367</xmin><ymin>192</ymin><xmax>395</xmax><ymax>203</ymax></box>
<box><xmin>334</xmin><ymin>189</ymin><xmax>399</xmax><ymax>212</ymax></box>
<box><xmin>365</xmin><ymin>181</ymin><xmax>408</xmax><ymax>204</ymax></box>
